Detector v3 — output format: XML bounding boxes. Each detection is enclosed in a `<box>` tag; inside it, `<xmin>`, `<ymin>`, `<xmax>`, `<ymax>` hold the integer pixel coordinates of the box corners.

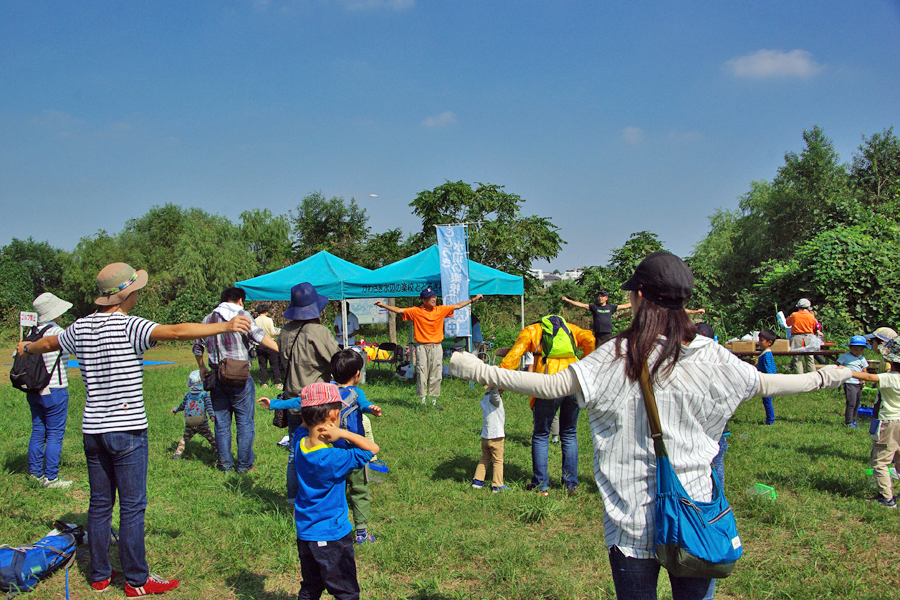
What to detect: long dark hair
<box><xmin>614</xmin><ymin>296</ymin><xmax>697</xmax><ymax>383</ymax></box>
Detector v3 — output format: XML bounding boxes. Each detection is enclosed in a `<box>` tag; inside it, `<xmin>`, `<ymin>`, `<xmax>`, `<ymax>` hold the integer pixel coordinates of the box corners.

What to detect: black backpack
<box><xmin>9</xmin><ymin>325</ymin><xmax>62</xmax><ymax>394</ymax></box>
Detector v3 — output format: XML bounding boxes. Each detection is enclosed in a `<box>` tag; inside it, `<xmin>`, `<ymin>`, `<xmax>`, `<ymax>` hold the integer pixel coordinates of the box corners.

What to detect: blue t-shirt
<box><xmin>837</xmin><ymin>352</ymin><xmax>869</xmax><ymax>385</ymax></box>
<box><xmin>757</xmin><ymin>348</ymin><xmax>777</xmax><ymax>375</ymax></box>
<box><xmin>293</xmin><ymin>436</ymin><xmax>373</xmax><ymax>541</ymax></box>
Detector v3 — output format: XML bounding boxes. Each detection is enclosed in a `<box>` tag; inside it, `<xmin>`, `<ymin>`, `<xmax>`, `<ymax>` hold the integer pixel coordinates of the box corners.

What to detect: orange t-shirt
<box><xmin>785</xmin><ymin>310</ymin><xmax>816</xmax><ymax>335</ymax></box>
<box><xmin>403</xmin><ymin>305</ymin><xmax>455</xmax><ymax>344</ymax></box>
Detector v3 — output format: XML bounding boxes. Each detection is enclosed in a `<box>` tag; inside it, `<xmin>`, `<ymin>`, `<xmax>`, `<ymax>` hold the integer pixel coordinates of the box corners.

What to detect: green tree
<box><xmin>290</xmin><ymin>192</ymin><xmax>370</xmax><ymax>262</ymax></box>
<box><xmin>239</xmin><ymin>208</ymin><xmax>293</xmax><ymax>273</ymax></box>
<box><xmin>851</xmin><ymin>127</ymin><xmax>900</xmax><ymax>213</ymax></box>
<box><xmin>409</xmin><ymin>180</ymin><xmax>564</xmax><ymax>283</ymax></box>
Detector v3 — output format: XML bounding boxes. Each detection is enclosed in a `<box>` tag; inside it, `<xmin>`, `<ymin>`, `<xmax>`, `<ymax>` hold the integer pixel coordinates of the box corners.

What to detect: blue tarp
<box><xmin>235</xmin><ymin>251</ymin><xmax>373</xmax><ymax>300</ymax></box>
<box><xmin>340</xmin><ymin>246</ymin><xmax>524</xmax><ymax>298</ymax></box>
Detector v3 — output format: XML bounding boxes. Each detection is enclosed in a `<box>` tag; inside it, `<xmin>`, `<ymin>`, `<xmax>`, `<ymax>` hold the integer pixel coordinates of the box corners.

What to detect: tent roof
<box><xmin>340</xmin><ymin>246</ymin><xmax>524</xmax><ymax>298</ymax></box>
<box><xmin>235</xmin><ymin>251</ymin><xmax>371</xmax><ymax>300</ymax></box>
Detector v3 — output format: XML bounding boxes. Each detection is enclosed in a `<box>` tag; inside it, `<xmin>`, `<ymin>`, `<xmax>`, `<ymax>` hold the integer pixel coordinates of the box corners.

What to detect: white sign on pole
<box><xmin>20</xmin><ymin>312</ymin><xmax>38</xmax><ymax>328</ymax></box>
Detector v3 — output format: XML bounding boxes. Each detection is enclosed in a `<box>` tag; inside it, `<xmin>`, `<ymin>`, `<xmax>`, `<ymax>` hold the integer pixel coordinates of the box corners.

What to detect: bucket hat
<box><xmin>621</xmin><ymin>252</ymin><xmax>693</xmax><ymax>310</ymax></box>
<box><xmin>283</xmin><ymin>282</ymin><xmax>328</xmax><ymax>321</ymax></box>
<box><xmin>880</xmin><ymin>338</ymin><xmax>900</xmax><ymax>363</ymax></box>
<box><xmin>300</xmin><ymin>382</ymin><xmax>351</xmax><ymax>408</ymax></box>
<box><xmin>95</xmin><ymin>263</ymin><xmax>148</xmax><ymax>306</ymax></box>
<box><xmin>188</xmin><ymin>370</ymin><xmax>203</xmax><ymax>391</ymax></box>
<box><xmin>848</xmin><ymin>335</ymin><xmax>867</xmax><ymax>347</ymax></box>
<box><xmin>33</xmin><ymin>292</ymin><xmax>72</xmax><ymax>323</ymax></box>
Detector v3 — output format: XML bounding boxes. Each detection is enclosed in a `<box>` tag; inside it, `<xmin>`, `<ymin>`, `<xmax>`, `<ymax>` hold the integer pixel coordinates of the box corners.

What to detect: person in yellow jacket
<box><xmin>500</xmin><ymin>316</ymin><xmax>595</xmax><ymax>494</ymax></box>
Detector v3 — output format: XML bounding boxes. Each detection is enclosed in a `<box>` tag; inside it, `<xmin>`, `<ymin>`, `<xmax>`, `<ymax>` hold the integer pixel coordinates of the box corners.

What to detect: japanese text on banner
<box><xmin>436</xmin><ymin>226</ymin><xmax>470</xmax><ymax>337</ymax></box>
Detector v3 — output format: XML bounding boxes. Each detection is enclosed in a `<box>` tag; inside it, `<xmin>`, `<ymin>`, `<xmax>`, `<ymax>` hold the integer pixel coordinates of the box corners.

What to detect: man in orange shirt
<box><xmin>786</xmin><ymin>298</ymin><xmax>817</xmax><ymax>374</ymax></box>
<box><xmin>375</xmin><ymin>288</ymin><xmax>483</xmax><ymax>409</ymax></box>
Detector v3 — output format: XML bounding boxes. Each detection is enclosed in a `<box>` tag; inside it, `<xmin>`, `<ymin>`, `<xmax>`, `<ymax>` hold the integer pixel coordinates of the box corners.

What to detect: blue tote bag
<box><xmin>639</xmin><ymin>365</ymin><xmax>743</xmax><ymax>579</ymax></box>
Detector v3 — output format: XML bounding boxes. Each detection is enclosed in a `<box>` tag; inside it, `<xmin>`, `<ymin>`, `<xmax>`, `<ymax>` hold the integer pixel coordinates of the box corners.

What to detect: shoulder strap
<box><xmin>637</xmin><ymin>361</ymin><xmax>668</xmax><ymax>459</ymax></box>
<box><xmin>283</xmin><ymin>323</ymin><xmax>307</xmax><ymax>392</ymax></box>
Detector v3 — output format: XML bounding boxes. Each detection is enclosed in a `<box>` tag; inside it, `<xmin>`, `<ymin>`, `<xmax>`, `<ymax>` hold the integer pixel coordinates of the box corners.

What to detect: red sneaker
<box><xmin>91</xmin><ymin>570</ymin><xmax>117</xmax><ymax>592</ymax></box>
<box><xmin>125</xmin><ymin>574</ymin><xmax>180</xmax><ymax>597</ymax></box>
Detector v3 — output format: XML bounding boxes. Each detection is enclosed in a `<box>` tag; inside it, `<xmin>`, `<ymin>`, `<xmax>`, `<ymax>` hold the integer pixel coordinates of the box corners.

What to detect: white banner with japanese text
<box><xmin>437</xmin><ymin>225</ymin><xmax>470</xmax><ymax>337</ymax></box>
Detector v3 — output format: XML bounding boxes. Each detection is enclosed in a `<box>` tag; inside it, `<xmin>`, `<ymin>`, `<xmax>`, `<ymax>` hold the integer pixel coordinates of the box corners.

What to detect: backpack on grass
<box><xmin>9</xmin><ymin>325</ymin><xmax>62</xmax><ymax>394</ymax></box>
<box><xmin>0</xmin><ymin>523</ymin><xmax>82</xmax><ymax>596</ymax></box>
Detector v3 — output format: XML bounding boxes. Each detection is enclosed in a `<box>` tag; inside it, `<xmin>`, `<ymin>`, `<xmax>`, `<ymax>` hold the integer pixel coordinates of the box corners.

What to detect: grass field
<box><xmin>2</xmin><ymin>346</ymin><xmax>900</xmax><ymax>599</ymax></box>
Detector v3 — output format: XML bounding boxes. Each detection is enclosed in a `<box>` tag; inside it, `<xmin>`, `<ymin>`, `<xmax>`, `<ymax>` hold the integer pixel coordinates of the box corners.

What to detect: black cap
<box><xmin>695</xmin><ymin>322</ymin><xmax>715</xmax><ymax>339</ymax></box>
<box><xmin>597</xmin><ymin>290</ymin><xmax>609</xmax><ymax>297</ymax></box>
<box><xmin>621</xmin><ymin>251</ymin><xmax>694</xmax><ymax>310</ymax></box>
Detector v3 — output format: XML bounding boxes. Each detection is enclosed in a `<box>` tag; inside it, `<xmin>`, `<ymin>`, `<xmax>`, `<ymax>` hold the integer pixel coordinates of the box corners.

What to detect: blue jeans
<box><xmin>532</xmin><ymin>395</ymin><xmax>579</xmax><ymax>491</ymax></box>
<box><xmin>287</xmin><ymin>420</ymin><xmax>302</xmax><ymax>501</ymax></box>
<box><xmin>712</xmin><ymin>434</ymin><xmax>728</xmax><ymax>488</ymax></box>
<box><xmin>26</xmin><ymin>388</ymin><xmax>69</xmax><ymax>480</ymax></box>
<box><xmin>762</xmin><ymin>397</ymin><xmax>775</xmax><ymax>425</ymax></box>
<box><xmin>83</xmin><ymin>430</ymin><xmax>149</xmax><ymax>587</ymax></box>
<box><xmin>211</xmin><ymin>377</ymin><xmax>256</xmax><ymax>471</ymax></box>
<box><xmin>609</xmin><ymin>546</ymin><xmax>716</xmax><ymax>600</ymax></box>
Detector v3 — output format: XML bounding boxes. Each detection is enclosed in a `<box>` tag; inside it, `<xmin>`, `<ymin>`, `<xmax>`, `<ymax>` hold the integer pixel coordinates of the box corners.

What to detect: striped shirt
<box><xmin>57</xmin><ymin>312</ymin><xmax>158</xmax><ymax>434</ymax></box>
<box><xmin>568</xmin><ymin>334</ymin><xmax>759</xmax><ymax>559</ymax></box>
<box><xmin>37</xmin><ymin>322</ymin><xmax>69</xmax><ymax>391</ymax></box>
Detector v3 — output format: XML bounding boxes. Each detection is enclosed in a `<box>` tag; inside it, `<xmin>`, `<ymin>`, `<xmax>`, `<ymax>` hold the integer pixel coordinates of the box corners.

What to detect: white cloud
<box><xmin>726</xmin><ymin>49</ymin><xmax>824</xmax><ymax>79</ymax></box>
<box><xmin>621</xmin><ymin>126</ymin><xmax>644</xmax><ymax>146</ymax></box>
<box><xmin>422</xmin><ymin>111</ymin><xmax>456</xmax><ymax>128</ymax></box>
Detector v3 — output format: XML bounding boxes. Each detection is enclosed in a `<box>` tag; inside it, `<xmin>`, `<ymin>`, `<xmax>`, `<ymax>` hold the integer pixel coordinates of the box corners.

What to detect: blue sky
<box><xmin>3</xmin><ymin>0</ymin><xmax>899</xmax><ymax>271</ymax></box>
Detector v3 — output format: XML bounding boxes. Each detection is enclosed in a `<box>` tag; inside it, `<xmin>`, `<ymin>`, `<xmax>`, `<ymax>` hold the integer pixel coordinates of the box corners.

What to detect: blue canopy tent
<box><xmin>235</xmin><ymin>251</ymin><xmax>372</xmax><ymax>301</ymax></box>
<box><xmin>341</xmin><ymin>245</ymin><xmax>526</xmax><ymax>331</ymax></box>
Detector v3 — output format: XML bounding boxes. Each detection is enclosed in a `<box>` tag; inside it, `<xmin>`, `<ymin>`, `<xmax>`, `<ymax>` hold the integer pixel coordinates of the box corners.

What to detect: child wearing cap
<box><xmin>470</xmin><ymin>387</ymin><xmax>507</xmax><ymax>493</ymax></box>
<box><xmin>171</xmin><ymin>370</ymin><xmax>217</xmax><ymax>459</ymax></box>
<box><xmin>849</xmin><ymin>339</ymin><xmax>900</xmax><ymax>508</ymax></box>
<box><xmin>837</xmin><ymin>336</ymin><xmax>870</xmax><ymax>428</ymax></box>
<box><xmin>330</xmin><ymin>349</ymin><xmax>383</xmax><ymax>545</ymax></box>
<box><xmin>292</xmin><ymin>382</ymin><xmax>379</xmax><ymax>599</ymax></box>
<box><xmin>757</xmin><ymin>329</ymin><xmax>778</xmax><ymax>425</ymax></box>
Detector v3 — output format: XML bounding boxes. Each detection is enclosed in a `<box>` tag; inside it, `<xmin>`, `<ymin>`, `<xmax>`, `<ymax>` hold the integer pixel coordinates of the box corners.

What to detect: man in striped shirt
<box><xmin>18</xmin><ymin>263</ymin><xmax>252</xmax><ymax>597</ymax></box>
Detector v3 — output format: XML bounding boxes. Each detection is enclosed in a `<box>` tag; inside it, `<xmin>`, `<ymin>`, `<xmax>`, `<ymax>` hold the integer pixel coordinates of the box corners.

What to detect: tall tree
<box><xmin>851</xmin><ymin>127</ymin><xmax>900</xmax><ymax>213</ymax></box>
<box><xmin>240</xmin><ymin>208</ymin><xmax>293</xmax><ymax>274</ymax></box>
<box><xmin>290</xmin><ymin>192</ymin><xmax>370</xmax><ymax>262</ymax></box>
<box><xmin>409</xmin><ymin>180</ymin><xmax>564</xmax><ymax>281</ymax></box>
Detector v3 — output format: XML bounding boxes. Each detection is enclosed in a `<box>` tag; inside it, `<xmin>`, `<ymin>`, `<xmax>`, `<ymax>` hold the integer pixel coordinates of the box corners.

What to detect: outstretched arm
<box><xmin>561</xmin><ymin>296</ymin><xmax>590</xmax><ymax>310</ymax></box>
<box><xmin>151</xmin><ymin>316</ymin><xmax>253</xmax><ymax>342</ymax></box>
<box><xmin>685</xmin><ymin>308</ymin><xmax>706</xmax><ymax>315</ymax></box>
<box><xmin>374</xmin><ymin>301</ymin><xmax>405</xmax><ymax>315</ymax></box>
<box><xmin>17</xmin><ymin>335</ymin><xmax>61</xmax><ymax>356</ymax></box>
<box><xmin>451</xmin><ymin>294</ymin><xmax>484</xmax><ymax>310</ymax></box>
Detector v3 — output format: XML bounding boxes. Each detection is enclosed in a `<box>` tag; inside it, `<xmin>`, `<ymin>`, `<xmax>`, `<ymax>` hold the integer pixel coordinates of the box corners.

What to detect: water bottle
<box><xmin>713</xmin><ymin>334</ymin><xmax>719</xmax><ymax>344</ymax></box>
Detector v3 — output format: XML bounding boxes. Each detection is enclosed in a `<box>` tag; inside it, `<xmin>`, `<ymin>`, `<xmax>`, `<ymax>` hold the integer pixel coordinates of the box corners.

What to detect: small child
<box><xmin>330</xmin><ymin>349</ymin><xmax>383</xmax><ymax>545</ymax></box>
<box><xmin>171</xmin><ymin>370</ymin><xmax>216</xmax><ymax>459</ymax></box>
<box><xmin>293</xmin><ymin>382</ymin><xmax>379</xmax><ymax>599</ymax></box>
<box><xmin>850</xmin><ymin>338</ymin><xmax>900</xmax><ymax>508</ymax></box>
<box><xmin>836</xmin><ymin>335</ymin><xmax>870</xmax><ymax>428</ymax></box>
<box><xmin>471</xmin><ymin>387</ymin><xmax>507</xmax><ymax>493</ymax></box>
<box><xmin>757</xmin><ymin>329</ymin><xmax>778</xmax><ymax>425</ymax></box>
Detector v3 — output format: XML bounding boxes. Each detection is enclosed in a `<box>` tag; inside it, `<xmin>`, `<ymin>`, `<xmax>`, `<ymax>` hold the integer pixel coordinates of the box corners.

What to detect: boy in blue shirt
<box><xmin>837</xmin><ymin>335</ymin><xmax>870</xmax><ymax>428</ymax></box>
<box><xmin>293</xmin><ymin>382</ymin><xmax>379</xmax><ymax>600</ymax></box>
<box><xmin>757</xmin><ymin>329</ymin><xmax>778</xmax><ymax>425</ymax></box>
<box><xmin>330</xmin><ymin>349</ymin><xmax>383</xmax><ymax>545</ymax></box>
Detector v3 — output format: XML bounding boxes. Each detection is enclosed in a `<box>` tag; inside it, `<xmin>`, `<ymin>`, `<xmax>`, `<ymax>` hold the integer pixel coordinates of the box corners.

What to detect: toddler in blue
<box><xmin>837</xmin><ymin>336</ymin><xmax>870</xmax><ymax>427</ymax></box>
<box><xmin>292</xmin><ymin>382</ymin><xmax>379</xmax><ymax>600</ymax></box>
<box><xmin>171</xmin><ymin>370</ymin><xmax>216</xmax><ymax>459</ymax></box>
<box><xmin>757</xmin><ymin>329</ymin><xmax>778</xmax><ymax>425</ymax></box>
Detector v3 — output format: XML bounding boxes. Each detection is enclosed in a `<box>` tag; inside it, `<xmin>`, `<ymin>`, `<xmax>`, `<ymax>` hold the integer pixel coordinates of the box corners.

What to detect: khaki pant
<box><xmin>414</xmin><ymin>343</ymin><xmax>444</xmax><ymax>399</ymax></box>
<box><xmin>474</xmin><ymin>437</ymin><xmax>505</xmax><ymax>488</ymax></box>
<box><xmin>789</xmin><ymin>334</ymin><xmax>816</xmax><ymax>374</ymax></box>
<box><xmin>871</xmin><ymin>419</ymin><xmax>900</xmax><ymax>500</ymax></box>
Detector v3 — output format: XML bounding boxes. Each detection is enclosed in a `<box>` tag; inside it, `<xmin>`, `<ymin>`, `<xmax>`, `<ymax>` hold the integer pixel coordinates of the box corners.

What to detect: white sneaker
<box><xmin>42</xmin><ymin>477</ymin><xmax>73</xmax><ymax>489</ymax></box>
<box><xmin>890</xmin><ymin>466</ymin><xmax>900</xmax><ymax>481</ymax></box>
<box><xmin>420</xmin><ymin>397</ymin><xmax>427</xmax><ymax>405</ymax></box>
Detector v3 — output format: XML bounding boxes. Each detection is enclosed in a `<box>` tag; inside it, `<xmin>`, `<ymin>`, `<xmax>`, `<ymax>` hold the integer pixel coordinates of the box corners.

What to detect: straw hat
<box><xmin>94</xmin><ymin>263</ymin><xmax>149</xmax><ymax>306</ymax></box>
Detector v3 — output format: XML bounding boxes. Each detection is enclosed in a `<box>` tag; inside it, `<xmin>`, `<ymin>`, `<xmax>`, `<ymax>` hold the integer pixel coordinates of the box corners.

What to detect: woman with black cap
<box><xmin>450</xmin><ymin>251</ymin><xmax>853</xmax><ymax>599</ymax></box>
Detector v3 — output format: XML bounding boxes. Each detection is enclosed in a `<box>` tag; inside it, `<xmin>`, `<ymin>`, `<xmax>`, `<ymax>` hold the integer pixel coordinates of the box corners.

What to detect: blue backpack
<box><xmin>0</xmin><ymin>525</ymin><xmax>80</xmax><ymax>596</ymax></box>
